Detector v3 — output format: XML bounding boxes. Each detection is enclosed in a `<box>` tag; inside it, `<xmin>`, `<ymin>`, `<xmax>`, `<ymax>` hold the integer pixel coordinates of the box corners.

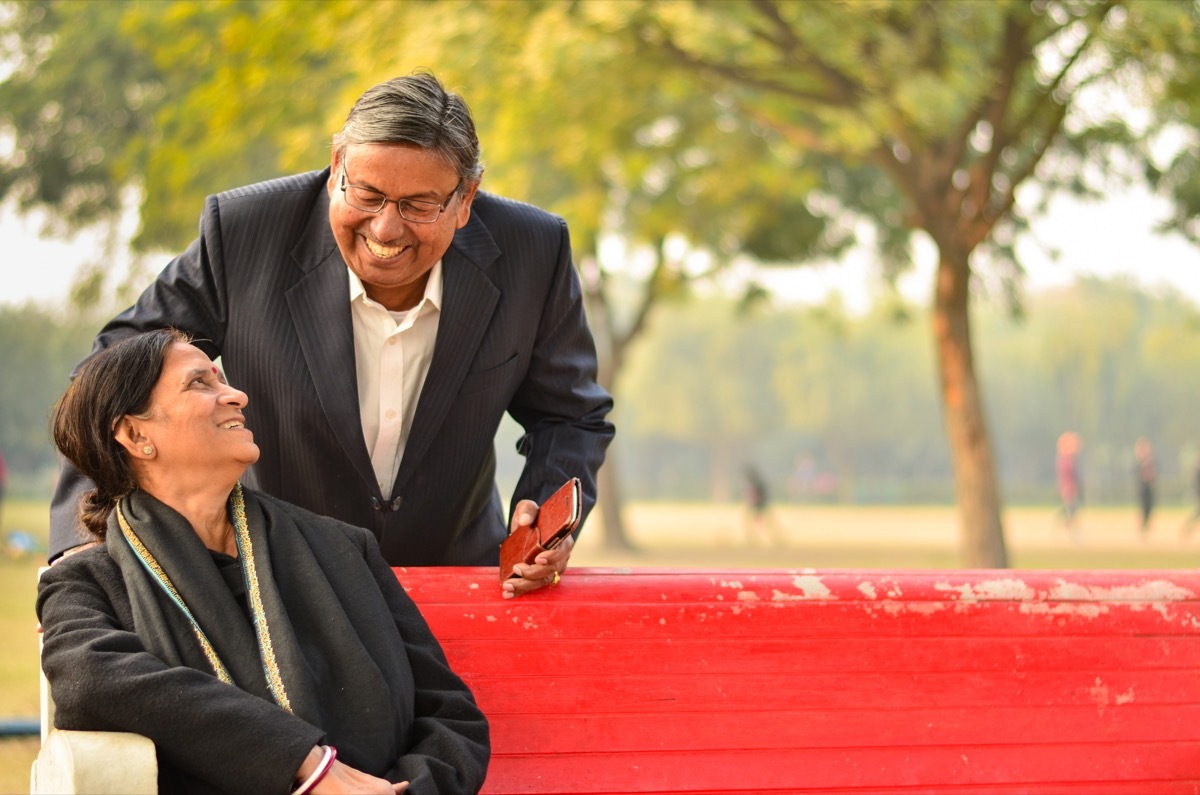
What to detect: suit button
<box><xmin>390</xmin><ymin>497</ymin><xmax>404</xmax><ymax>511</ymax></box>
<box><xmin>370</xmin><ymin>497</ymin><xmax>384</xmax><ymax>511</ymax></box>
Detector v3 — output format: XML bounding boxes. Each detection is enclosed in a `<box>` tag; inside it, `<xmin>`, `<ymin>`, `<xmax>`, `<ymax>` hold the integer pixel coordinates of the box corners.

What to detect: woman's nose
<box><xmin>221</xmin><ymin>384</ymin><xmax>249</xmax><ymax>408</ymax></box>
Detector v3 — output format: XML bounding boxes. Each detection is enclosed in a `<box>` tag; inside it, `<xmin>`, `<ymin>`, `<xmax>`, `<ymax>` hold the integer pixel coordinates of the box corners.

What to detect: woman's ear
<box><xmin>114</xmin><ymin>416</ymin><xmax>154</xmax><ymax>459</ymax></box>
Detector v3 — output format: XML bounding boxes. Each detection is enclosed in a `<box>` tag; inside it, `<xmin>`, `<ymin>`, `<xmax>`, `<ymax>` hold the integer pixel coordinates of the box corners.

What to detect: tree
<box><xmin>604</xmin><ymin>0</ymin><xmax>1200</xmax><ymax>566</ymax></box>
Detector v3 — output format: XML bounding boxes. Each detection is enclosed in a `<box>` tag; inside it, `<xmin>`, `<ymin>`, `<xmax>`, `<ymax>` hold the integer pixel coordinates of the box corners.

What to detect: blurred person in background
<box><xmin>0</xmin><ymin>445</ymin><xmax>7</xmax><ymax>529</ymax></box>
<box><xmin>742</xmin><ymin>464</ymin><xmax>785</xmax><ymax>547</ymax></box>
<box><xmin>1056</xmin><ymin>432</ymin><xmax>1082</xmax><ymax>544</ymax></box>
<box><xmin>40</xmin><ymin>329</ymin><xmax>489</xmax><ymax>794</ymax></box>
<box><xmin>1134</xmin><ymin>437</ymin><xmax>1156</xmax><ymax>538</ymax></box>
<box><xmin>49</xmin><ymin>71</ymin><xmax>613</xmax><ymax>598</ymax></box>
<box><xmin>1182</xmin><ymin>450</ymin><xmax>1200</xmax><ymax>541</ymax></box>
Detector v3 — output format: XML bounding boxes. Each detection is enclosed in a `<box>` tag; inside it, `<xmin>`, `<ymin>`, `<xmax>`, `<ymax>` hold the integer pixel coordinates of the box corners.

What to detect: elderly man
<box><xmin>50</xmin><ymin>71</ymin><xmax>614</xmax><ymax>597</ymax></box>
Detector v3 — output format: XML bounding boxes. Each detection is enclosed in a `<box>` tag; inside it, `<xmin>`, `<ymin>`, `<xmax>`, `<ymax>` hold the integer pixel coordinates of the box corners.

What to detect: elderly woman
<box><xmin>38</xmin><ymin>329</ymin><xmax>489</xmax><ymax>795</ymax></box>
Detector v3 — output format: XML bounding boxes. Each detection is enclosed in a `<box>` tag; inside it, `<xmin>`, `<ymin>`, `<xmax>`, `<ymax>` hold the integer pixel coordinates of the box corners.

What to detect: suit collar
<box><xmin>285</xmin><ymin>179</ymin><xmax>379</xmax><ymax>492</ymax></box>
<box><xmin>284</xmin><ymin>179</ymin><xmax>506</xmax><ymax>500</ymax></box>
<box><xmin>393</xmin><ymin>208</ymin><xmax>502</xmax><ymax>493</ymax></box>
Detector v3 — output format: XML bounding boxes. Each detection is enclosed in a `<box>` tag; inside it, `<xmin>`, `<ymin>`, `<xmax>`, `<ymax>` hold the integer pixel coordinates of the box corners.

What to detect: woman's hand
<box><xmin>311</xmin><ymin>761</ymin><xmax>407</xmax><ymax>794</ymax></box>
<box><xmin>296</xmin><ymin>746</ymin><xmax>408</xmax><ymax>794</ymax></box>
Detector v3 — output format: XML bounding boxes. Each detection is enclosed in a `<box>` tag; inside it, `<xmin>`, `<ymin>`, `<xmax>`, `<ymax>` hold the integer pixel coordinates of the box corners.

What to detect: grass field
<box><xmin>1</xmin><ymin>498</ymin><xmax>1196</xmax><ymax>791</ymax></box>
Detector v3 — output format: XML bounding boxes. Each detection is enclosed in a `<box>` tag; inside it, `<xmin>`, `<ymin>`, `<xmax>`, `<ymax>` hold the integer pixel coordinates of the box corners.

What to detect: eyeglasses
<box><xmin>339</xmin><ymin>164</ymin><xmax>462</xmax><ymax>224</ymax></box>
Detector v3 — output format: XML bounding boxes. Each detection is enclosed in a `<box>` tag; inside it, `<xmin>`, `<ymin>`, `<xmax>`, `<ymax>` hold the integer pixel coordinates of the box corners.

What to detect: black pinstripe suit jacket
<box><xmin>49</xmin><ymin>168</ymin><xmax>614</xmax><ymax>566</ymax></box>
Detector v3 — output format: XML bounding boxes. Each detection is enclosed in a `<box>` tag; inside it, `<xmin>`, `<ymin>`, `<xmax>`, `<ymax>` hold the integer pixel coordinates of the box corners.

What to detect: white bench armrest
<box><xmin>31</xmin><ymin>729</ymin><xmax>157</xmax><ymax>794</ymax></box>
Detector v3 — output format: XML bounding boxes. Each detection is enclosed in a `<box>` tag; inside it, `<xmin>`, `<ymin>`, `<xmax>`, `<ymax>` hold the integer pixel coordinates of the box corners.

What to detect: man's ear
<box><xmin>113</xmin><ymin>416</ymin><xmax>152</xmax><ymax>458</ymax></box>
<box><xmin>327</xmin><ymin>148</ymin><xmax>342</xmax><ymax>195</ymax></box>
<box><xmin>454</xmin><ymin>179</ymin><xmax>481</xmax><ymax>230</ymax></box>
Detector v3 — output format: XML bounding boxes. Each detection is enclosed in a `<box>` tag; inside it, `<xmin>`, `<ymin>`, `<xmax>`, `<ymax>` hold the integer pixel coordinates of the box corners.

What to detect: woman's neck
<box><xmin>137</xmin><ymin>473</ymin><xmax>240</xmax><ymax>556</ymax></box>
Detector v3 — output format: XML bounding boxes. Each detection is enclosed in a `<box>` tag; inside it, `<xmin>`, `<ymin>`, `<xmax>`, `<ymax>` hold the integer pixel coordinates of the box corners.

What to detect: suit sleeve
<box><xmin>48</xmin><ymin>197</ymin><xmax>231</xmax><ymax>561</ymax></box>
<box><xmin>507</xmin><ymin>216</ymin><xmax>615</xmax><ymax>526</ymax></box>
<box><xmin>37</xmin><ymin>557</ymin><xmax>322</xmax><ymax>795</ymax></box>
<box><xmin>359</xmin><ymin>540</ymin><xmax>491</xmax><ymax>793</ymax></box>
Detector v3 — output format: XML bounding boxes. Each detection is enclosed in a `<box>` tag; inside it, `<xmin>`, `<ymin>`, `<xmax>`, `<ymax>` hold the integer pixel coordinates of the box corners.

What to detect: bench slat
<box><xmin>399</xmin><ymin>567</ymin><xmax>1200</xmax><ymax>794</ymax></box>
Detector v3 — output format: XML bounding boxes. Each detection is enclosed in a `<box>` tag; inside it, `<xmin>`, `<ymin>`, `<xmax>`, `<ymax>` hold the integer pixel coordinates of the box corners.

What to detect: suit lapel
<box><xmin>284</xmin><ymin>187</ymin><xmax>378</xmax><ymax>492</ymax></box>
<box><xmin>394</xmin><ymin>213</ymin><xmax>501</xmax><ymax>493</ymax></box>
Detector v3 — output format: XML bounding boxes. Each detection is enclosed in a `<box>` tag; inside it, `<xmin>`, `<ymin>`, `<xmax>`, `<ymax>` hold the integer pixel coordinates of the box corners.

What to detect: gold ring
<box><xmin>551</xmin><ymin>571</ymin><xmax>561</xmax><ymax>587</ymax></box>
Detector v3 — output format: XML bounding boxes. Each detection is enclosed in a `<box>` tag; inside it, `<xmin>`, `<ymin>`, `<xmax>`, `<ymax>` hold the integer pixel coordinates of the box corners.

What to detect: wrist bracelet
<box><xmin>293</xmin><ymin>745</ymin><xmax>337</xmax><ymax>795</ymax></box>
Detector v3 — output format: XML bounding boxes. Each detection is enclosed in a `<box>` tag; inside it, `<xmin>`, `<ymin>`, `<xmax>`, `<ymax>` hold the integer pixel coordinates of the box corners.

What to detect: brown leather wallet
<box><xmin>499</xmin><ymin>478</ymin><xmax>582</xmax><ymax>583</ymax></box>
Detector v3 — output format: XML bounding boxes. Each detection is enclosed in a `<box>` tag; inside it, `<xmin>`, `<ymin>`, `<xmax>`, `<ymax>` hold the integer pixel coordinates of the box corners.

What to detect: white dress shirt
<box><xmin>349</xmin><ymin>262</ymin><xmax>442</xmax><ymax>497</ymax></box>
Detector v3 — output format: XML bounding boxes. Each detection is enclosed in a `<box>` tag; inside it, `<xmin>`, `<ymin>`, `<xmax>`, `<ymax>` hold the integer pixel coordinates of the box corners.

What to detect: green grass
<box><xmin>0</xmin><ymin>499</ymin><xmax>49</xmax><ymax>793</ymax></box>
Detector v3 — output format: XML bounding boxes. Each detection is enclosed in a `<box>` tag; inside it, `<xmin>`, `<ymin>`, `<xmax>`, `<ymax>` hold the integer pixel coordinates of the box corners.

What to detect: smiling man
<box><xmin>50</xmin><ymin>72</ymin><xmax>614</xmax><ymax>597</ymax></box>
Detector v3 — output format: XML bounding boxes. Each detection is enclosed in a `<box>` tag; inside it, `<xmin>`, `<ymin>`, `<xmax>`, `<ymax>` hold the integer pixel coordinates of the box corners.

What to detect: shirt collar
<box><xmin>347</xmin><ymin>260</ymin><xmax>444</xmax><ymax>313</ymax></box>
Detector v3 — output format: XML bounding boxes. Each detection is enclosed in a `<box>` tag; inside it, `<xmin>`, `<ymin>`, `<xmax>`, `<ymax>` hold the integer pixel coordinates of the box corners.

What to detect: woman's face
<box><xmin>129</xmin><ymin>342</ymin><xmax>260</xmax><ymax>474</ymax></box>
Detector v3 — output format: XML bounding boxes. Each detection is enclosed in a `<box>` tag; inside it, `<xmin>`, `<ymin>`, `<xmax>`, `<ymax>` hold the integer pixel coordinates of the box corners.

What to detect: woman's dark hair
<box><xmin>52</xmin><ymin>329</ymin><xmax>190</xmax><ymax>540</ymax></box>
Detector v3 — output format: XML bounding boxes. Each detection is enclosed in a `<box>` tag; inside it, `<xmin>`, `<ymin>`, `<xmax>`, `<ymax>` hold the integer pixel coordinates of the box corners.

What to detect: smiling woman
<box><xmin>38</xmin><ymin>329</ymin><xmax>489</xmax><ymax>795</ymax></box>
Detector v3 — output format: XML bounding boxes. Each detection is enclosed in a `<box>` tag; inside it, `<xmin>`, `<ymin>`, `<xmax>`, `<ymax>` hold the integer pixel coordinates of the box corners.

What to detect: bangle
<box><xmin>293</xmin><ymin>745</ymin><xmax>337</xmax><ymax>795</ymax></box>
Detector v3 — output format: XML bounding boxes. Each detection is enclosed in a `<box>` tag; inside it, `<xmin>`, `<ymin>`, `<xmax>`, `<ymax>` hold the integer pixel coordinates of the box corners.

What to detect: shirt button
<box><xmin>387</xmin><ymin>337</ymin><xmax>398</xmax><ymax>345</ymax></box>
<box><xmin>385</xmin><ymin>409</ymin><xmax>397</xmax><ymax>420</ymax></box>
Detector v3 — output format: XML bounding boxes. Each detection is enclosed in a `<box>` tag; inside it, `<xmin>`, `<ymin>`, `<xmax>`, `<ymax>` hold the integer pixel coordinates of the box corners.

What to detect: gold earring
<box><xmin>142</xmin><ymin>445</ymin><xmax>155</xmax><ymax>456</ymax></box>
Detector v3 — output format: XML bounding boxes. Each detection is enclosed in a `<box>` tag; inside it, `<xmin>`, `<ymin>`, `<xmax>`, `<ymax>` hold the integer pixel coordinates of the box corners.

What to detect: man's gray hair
<box><xmin>333</xmin><ymin>71</ymin><xmax>484</xmax><ymax>184</ymax></box>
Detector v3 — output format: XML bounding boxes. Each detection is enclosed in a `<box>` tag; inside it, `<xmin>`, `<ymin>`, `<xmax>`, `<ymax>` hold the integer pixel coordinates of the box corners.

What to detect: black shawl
<box><xmin>38</xmin><ymin>485</ymin><xmax>489</xmax><ymax>794</ymax></box>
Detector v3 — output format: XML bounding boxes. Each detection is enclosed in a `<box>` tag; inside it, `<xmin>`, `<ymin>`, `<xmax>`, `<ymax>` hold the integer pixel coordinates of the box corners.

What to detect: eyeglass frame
<box><xmin>338</xmin><ymin>163</ymin><xmax>464</xmax><ymax>224</ymax></box>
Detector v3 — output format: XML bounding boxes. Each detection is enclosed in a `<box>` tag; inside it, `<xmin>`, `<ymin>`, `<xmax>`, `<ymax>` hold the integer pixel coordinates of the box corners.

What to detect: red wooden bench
<box><xmin>33</xmin><ymin>566</ymin><xmax>1200</xmax><ymax>794</ymax></box>
<box><xmin>400</xmin><ymin>567</ymin><xmax>1200</xmax><ymax>795</ymax></box>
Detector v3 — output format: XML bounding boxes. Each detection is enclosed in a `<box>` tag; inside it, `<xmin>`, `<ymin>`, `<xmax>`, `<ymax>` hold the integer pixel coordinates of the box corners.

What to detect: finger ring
<box><xmin>551</xmin><ymin>571</ymin><xmax>561</xmax><ymax>587</ymax></box>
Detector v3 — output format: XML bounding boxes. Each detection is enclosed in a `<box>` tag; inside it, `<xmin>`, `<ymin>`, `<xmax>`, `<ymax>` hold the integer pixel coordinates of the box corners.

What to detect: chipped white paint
<box><xmin>876</xmin><ymin>601</ymin><xmax>946</xmax><ymax>617</ymax></box>
<box><xmin>1048</xmin><ymin>579</ymin><xmax>1195</xmax><ymax>602</ymax></box>
<box><xmin>858</xmin><ymin>583</ymin><xmax>878</xmax><ymax>599</ymax></box>
<box><xmin>720</xmin><ymin>580</ymin><xmax>745</xmax><ymax>590</ymax></box>
<box><xmin>1088</xmin><ymin>679</ymin><xmax>1137</xmax><ymax>715</ymax></box>
<box><xmin>792</xmin><ymin>575</ymin><xmax>836</xmax><ymax>600</ymax></box>
<box><xmin>771</xmin><ymin>589</ymin><xmax>804</xmax><ymax>602</ymax></box>
<box><xmin>1019</xmin><ymin>602</ymin><xmax>1108</xmax><ymax>619</ymax></box>
<box><xmin>485</xmin><ymin>615</ymin><xmax>497</xmax><ymax>622</ymax></box>
<box><xmin>468</xmin><ymin>582</ymin><xmax>479</xmax><ymax>590</ymax></box>
<box><xmin>935</xmin><ymin>579</ymin><xmax>1037</xmax><ymax>601</ymax></box>
<box><xmin>738</xmin><ymin>591</ymin><xmax>760</xmax><ymax>602</ymax></box>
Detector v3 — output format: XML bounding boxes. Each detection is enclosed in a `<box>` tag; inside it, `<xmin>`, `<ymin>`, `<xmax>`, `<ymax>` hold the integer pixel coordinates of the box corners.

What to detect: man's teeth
<box><xmin>366</xmin><ymin>239</ymin><xmax>405</xmax><ymax>258</ymax></box>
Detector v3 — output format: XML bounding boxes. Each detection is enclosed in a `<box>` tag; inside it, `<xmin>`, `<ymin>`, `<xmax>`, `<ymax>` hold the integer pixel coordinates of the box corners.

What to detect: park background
<box><xmin>2</xmin><ymin>0</ymin><xmax>1200</xmax><ymax>789</ymax></box>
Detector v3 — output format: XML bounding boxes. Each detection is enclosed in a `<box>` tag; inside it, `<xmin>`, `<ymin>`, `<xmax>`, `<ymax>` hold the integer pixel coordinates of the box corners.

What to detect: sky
<box><xmin>2</xmin><ymin>181</ymin><xmax>1199</xmax><ymax>311</ymax></box>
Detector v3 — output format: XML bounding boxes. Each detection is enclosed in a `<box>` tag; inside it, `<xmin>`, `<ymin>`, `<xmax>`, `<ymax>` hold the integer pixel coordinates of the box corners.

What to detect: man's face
<box><xmin>328</xmin><ymin>142</ymin><xmax>477</xmax><ymax>311</ymax></box>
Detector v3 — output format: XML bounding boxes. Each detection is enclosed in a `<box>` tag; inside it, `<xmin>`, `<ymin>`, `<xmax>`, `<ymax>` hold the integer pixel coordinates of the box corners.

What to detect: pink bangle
<box><xmin>293</xmin><ymin>745</ymin><xmax>337</xmax><ymax>795</ymax></box>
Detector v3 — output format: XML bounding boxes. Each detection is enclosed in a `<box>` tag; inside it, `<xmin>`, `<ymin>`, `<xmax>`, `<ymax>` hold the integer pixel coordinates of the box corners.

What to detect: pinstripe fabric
<box><xmin>50</xmin><ymin>168</ymin><xmax>614</xmax><ymax>566</ymax></box>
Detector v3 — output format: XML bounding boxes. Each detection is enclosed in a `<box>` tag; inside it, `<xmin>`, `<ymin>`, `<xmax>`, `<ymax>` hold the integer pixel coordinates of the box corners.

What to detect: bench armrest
<box><xmin>30</xmin><ymin>729</ymin><xmax>157</xmax><ymax>795</ymax></box>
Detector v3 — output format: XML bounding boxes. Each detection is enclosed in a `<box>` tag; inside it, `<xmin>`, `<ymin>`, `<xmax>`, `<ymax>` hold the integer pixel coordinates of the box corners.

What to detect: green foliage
<box><xmin>0</xmin><ymin>305</ymin><xmax>96</xmax><ymax>491</ymax></box>
<box><xmin>616</xmin><ymin>279</ymin><xmax>1200</xmax><ymax>504</ymax></box>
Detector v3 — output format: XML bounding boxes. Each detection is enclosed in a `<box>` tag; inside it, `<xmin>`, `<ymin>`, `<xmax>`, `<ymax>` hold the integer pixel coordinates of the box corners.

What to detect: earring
<box><xmin>142</xmin><ymin>445</ymin><xmax>155</xmax><ymax>456</ymax></box>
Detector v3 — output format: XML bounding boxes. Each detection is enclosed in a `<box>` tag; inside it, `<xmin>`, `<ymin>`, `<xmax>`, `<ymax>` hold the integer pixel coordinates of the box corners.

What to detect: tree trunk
<box><xmin>596</xmin><ymin>448</ymin><xmax>636</xmax><ymax>551</ymax></box>
<box><xmin>581</xmin><ymin>256</ymin><xmax>635</xmax><ymax>551</ymax></box>
<box><xmin>933</xmin><ymin>248</ymin><xmax>1009</xmax><ymax>568</ymax></box>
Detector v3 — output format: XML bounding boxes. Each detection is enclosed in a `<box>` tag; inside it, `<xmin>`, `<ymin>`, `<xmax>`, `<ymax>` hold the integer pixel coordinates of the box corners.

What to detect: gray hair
<box><xmin>333</xmin><ymin>71</ymin><xmax>484</xmax><ymax>185</ymax></box>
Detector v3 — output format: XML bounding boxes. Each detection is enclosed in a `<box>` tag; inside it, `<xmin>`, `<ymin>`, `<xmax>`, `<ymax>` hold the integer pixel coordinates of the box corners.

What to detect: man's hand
<box><xmin>501</xmin><ymin>499</ymin><xmax>574</xmax><ymax>599</ymax></box>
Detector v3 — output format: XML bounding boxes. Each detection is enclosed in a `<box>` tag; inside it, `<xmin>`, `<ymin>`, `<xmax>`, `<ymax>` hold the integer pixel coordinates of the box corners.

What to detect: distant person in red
<box><xmin>1134</xmin><ymin>437</ymin><xmax>1156</xmax><ymax>538</ymax></box>
<box><xmin>1056</xmin><ymin>432</ymin><xmax>1081</xmax><ymax>543</ymax></box>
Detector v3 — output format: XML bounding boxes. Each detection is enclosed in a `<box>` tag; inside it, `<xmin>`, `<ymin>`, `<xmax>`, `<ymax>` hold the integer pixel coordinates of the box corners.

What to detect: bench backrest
<box><xmin>398</xmin><ymin>567</ymin><xmax>1200</xmax><ymax>795</ymax></box>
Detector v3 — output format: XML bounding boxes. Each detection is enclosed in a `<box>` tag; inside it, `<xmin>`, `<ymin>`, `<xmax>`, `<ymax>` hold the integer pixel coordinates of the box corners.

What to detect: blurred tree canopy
<box><xmin>2</xmin><ymin>0</ymin><xmax>1199</xmax><ymax>563</ymax></box>
<box><xmin>7</xmin><ymin>279</ymin><xmax>1198</xmax><ymax>514</ymax></box>
<box><xmin>616</xmin><ymin>279</ymin><xmax>1200</xmax><ymax>509</ymax></box>
<box><xmin>596</xmin><ymin>0</ymin><xmax>1199</xmax><ymax>565</ymax></box>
